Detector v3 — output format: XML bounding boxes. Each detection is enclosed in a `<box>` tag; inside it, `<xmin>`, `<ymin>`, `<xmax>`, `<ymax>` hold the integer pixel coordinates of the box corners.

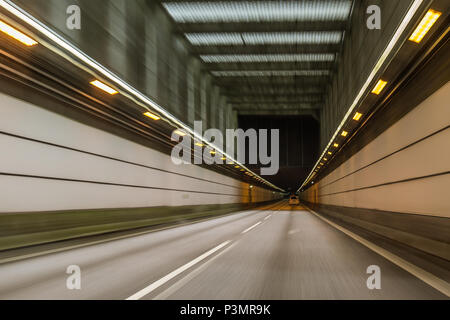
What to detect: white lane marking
<box><xmin>264</xmin><ymin>214</ymin><xmax>272</xmax><ymax>221</ymax></box>
<box><xmin>306</xmin><ymin>208</ymin><xmax>450</xmax><ymax>297</ymax></box>
<box><xmin>126</xmin><ymin>240</ymin><xmax>231</xmax><ymax>300</ymax></box>
<box><xmin>241</xmin><ymin>221</ymin><xmax>262</xmax><ymax>234</ymax></box>
<box><xmin>153</xmin><ymin>242</ymin><xmax>238</xmax><ymax>300</ymax></box>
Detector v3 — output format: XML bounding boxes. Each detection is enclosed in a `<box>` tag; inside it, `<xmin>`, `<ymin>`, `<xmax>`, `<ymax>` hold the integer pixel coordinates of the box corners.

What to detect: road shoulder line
<box><xmin>306</xmin><ymin>207</ymin><xmax>450</xmax><ymax>297</ymax></box>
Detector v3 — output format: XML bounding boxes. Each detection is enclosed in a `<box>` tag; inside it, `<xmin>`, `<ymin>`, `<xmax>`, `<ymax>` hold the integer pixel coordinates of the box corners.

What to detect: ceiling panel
<box><xmin>186</xmin><ymin>31</ymin><xmax>343</xmax><ymax>46</ymax></box>
<box><xmin>162</xmin><ymin>1</ymin><xmax>352</xmax><ymax>23</ymax></box>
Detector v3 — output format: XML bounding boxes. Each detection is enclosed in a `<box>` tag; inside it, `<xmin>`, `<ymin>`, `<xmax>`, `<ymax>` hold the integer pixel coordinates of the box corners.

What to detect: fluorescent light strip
<box><xmin>353</xmin><ymin>112</ymin><xmax>363</xmax><ymax>121</ymax></box>
<box><xmin>0</xmin><ymin>19</ymin><xmax>37</xmax><ymax>46</ymax></box>
<box><xmin>143</xmin><ymin>112</ymin><xmax>161</xmax><ymax>121</ymax></box>
<box><xmin>211</xmin><ymin>70</ymin><xmax>330</xmax><ymax>77</ymax></box>
<box><xmin>162</xmin><ymin>1</ymin><xmax>352</xmax><ymax>23</ymax></box>
<box><xmin>90</xmin><ymin>80</ymin><xmax>118</xmax><ymax>95</ymax></box>
<box><xmin>371</xmin><ymin>79</ymin><xmax>388</xmax><ymax>95</ymax></box>
<box><xmin>173</xmin><ymin>129</ymin><xmax>187</xmax><ymax>136</ymax></box>
<box><xmin>201</xmin><ymin>53</ymin><xmax>335</xmax><ymax>63</ymax></box>
<box><xmin>0</xmin><ymin>0</ymin><xmax>283</xmax><ymax>192</ymax></box>
<box><xmin>409</xmin><ymin>9</ymin><xmax>441</xmax><ymax>43</ymax></box>
<box><xmin>299</xmin><ymin>0</ymin><xmax>424</xmax><ymax>191</ymax></box>
<box><xmin>186</xmin><ymin>31</ymin><xmax>342</xmax><ymax>46</ymax></box>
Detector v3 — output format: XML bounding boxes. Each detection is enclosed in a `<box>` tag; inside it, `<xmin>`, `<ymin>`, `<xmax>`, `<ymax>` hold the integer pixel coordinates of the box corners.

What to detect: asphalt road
<box><xmin>0</xmin><ymin>202</ymin><xmax>447</xmax><ymax>299</ymax></box>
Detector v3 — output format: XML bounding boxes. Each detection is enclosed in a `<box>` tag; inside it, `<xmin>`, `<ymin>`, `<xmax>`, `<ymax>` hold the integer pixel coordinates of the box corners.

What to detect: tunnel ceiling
<box><xmin>159</xmin><ymin>0</ymin><xmax>355</xmax><ymax>190</ymax></box>
<box><xmin>160</xmin><ymin>0</ymin><xmax>354</xmax><ymax>117</ymax></box>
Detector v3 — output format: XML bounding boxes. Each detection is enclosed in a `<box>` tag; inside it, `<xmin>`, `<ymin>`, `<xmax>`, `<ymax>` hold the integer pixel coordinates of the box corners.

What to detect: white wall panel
<box><xmin>0</xmin><ymin>93</ymin><xmax>277</xmax><ymax>212</ymax></box>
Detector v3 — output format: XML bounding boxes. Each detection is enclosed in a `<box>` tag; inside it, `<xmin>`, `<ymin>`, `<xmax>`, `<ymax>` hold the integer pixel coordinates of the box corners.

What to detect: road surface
<box><xmin>0</xmin><ymin>201</ymin><xmax>447</xmax><ymax>299</ymax></box>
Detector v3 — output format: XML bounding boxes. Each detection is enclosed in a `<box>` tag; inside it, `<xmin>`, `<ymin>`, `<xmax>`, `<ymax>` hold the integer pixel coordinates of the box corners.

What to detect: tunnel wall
<box><xmin>0</xmin><ymin>92</ymin><xmax>279</xmax><ymax>214</ymax></box>
<box><xmin>320</xmin><ymin>0</ymin><xmax>416</xmax><ymax>149</ymax></box>
<box><xmin>301</xmin><ymin>82</ymin><xmax>450</xmax><ymax>260</ymax></box>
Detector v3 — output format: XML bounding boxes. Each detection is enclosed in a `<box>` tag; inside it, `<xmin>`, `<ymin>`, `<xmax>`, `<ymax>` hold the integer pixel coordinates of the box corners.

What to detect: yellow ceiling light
<box><xmin>409</xmin><ymin>9</ymin><xmax>442</xmax><ymax>43</ymax></box>
<box><xmin>210</xmin><ymin>150</ymin><xmax>216</xmax><ymax>155</ymax></box>
<box><xmin>341</xmin><ymin>130</ymin><xmax>348</xmax><ymax>137</ymax></box>
<box><xmin>371</xmin><ymin>79</ymin><xmax>388</xmax><ymax>95</ymax></box>
<box><xmin>195</xmin><ymin>142</ymin><xmax>204</xmax><ymax>147</ymax></box>
<box><xmin>240</xmin><ymin>169</ymin><xmax>245</xmax><ymax>171</ymax></box>
<box><xmin>173</xmin><ymin>129</ymin><xmax>186</xmax><ymax>136</ymax></box>
<box><xmin>327</xmin><ymin>151</ymin><xmax>332</xmax><ymax>155</ymax></box>
<box><xmin>323</xmin><ymin>158</ymin><xmax>328</xmax><ymax>161</ymax></box>
<box><xmin>0</xmin><ymin>20</ymin><xmax>37</xmax><ymax>46</ymax></box>
<box><xmin>353</xmin><ymin>112</ymin><xmax>362</xmax><ymax>121</ymax></box>
<box><xmin>333</xmin><ymin>143</ymin><xmax>339</xmax><ymax>148</ymax></box>
<box><xmin>320</xmin><ymin>162</ymin><xmax>324</xmax><ymax>166</ymax></box>
<box><xmin>90</xmin><ymin>80</ymin><xmax>118</xmax><ymax>95</ymax></box>
<box><xmin>234</xmin><ymin>165</ymin><xmax>240</xmax><ymax>168</ymax></box>
<box><xmin>143</xmin><ymin>111</ymin><xmax>161</xmax><ymax>120</ymax></box>
<box><xmin>220</xmin><ymin>156</ymin><xmax>227</xmax><ymax>160</ymax></box>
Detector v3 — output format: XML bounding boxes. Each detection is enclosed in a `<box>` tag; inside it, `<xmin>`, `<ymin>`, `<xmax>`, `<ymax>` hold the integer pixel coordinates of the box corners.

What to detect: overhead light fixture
<box><xmin>320</xmin><ymin>162</ymin><xmax>324</xmax><ymax>166</ymax></box>
<box><xmin>210</xmin><ymin>150</ymin><xmax>216</xmax><ymax>155</ymax></box>
<box><xmin>211</xmin><ymin>70</ymin><xmax>329</xmax><ymax>77</ymax></box>
<box><xmin>162</xmin><ymin>1</ymin><xmax>352</xmax><ymax>23</ymax></box>
<box><xmin>235</xmin><ymin>165</ymin><xmax>240</xmax><ymax>168</ymax></box>
<box><xmin>195</xmin><ymin>142</ymin><xmax>204</xmax><ymax>147</ymax></box>
<box><xmin>333</xmin><ymin>143</ymin><xmax>339</xmax><ymax>148</ymax></box>
<box><xmin>0</xmin><ymin>20</ymin><xmax>37</xmax><ymax>46</ymax></box>
<box><xmin>327</xmin><ymin>152</ymin><xmax>332</xmax><ymax>155</ymax></box>
<box><xmin>220</xmin><ymin>156</ymin><xmax>227</xmax><ymax>160</ymax></box>
<box><xmin>323</xmin><ymin>158</ymin><xmax>328</xmax><ymax>161</ymax></box>
<box><xmin>371</xmin><ymin>79</ymin><xmax>388</xmax><ymax>95</ymax></box>
<box><xmin>173</xmin><ymin>129</ymin><xmax>186</xmax><ymax>136</ymax></box>
<box><xmin>409</xmin><ymin>9</ymin><xmax>442</xmax><ymax>43</ymax></box>
<box><xmin>189</xmin><ymin>32</ymin><xmax>342</xmax><ymax>46</ymax></box>
<box><xmin>240</xmin><ymin>169</ymin><xmax>245</xmax><ymax>171</ymax></box>
<box><xmin>341</xmin><ymin>131</ymin><xmax>348</xmax><ymax>137</ymax></box>
<box><xmin>143</xmin><ymin>111</ymin><xmax>161</xmax><ymax>121</ymax></box>
<box><xmin>90</xmin><ymin>80</ymin><xmax>118</xmax><ymax>95</ymax></box>
<box><xmin>201</xmin><ymin>53</ymin><xmax>335</xmax><ymax>63</ymax></box>
<box><xmin>353</xmin><ymin>112</ymin><xmax>363</xmax><ymax>121</ymax></box>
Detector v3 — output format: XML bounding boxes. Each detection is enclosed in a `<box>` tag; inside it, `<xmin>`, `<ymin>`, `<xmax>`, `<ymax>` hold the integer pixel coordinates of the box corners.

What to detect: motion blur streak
<box><xmin>0</xmin><ymin>201</ymin><xmax>446</xmax><ymax>299</ymax></box>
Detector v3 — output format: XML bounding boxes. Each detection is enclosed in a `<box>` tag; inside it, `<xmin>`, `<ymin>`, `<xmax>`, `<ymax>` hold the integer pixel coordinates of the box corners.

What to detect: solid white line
<box><xmin>306</xmin><ymin>208</ymin><xmax>450</xmax><ymax>297</ymax></box>
<box><xmin>153</xmin><ymin>242</ymin><xmax>238</xmax><ymax>300</ymax></box>
<box><xmin>241</xmin><ymin>221</ymin><xmax>262</xmax><ymax>234</ymax></box>
<box><xmin>264</xmin><ymin>214</ymin><xmax>272</xmax><ymax>221</ymax></box>
<box><xmin>126</xmin><ymin>240</ymin><xmax>231</xmax><ymax>300</ymax></box>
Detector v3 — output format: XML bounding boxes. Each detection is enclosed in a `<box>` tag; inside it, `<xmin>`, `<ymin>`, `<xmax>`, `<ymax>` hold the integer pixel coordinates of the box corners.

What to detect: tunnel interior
<box><xmin>0</xmin><ymin>0</ymin><xmax>448</xmax><ymax>301</ymax></box>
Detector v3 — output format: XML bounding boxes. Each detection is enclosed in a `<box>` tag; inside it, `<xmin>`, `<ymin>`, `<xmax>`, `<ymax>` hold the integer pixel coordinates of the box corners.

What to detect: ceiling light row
<box><xmin>201</xmin><ymin>53</ymin><xmax>335</xmax><ymax>63</ymax></box>
<box><xmin>0</xmin><ymin>13</ymin><xmax>280</xmax><ymax>192</ymax></box>
<box><xmin>211</xmin><ymin>70</ymin><xmax>330</xmax><ymax>77</ymax></box>
<box><xmin>186</xmin><ymin>31</ymin><xmax>343</xmax><ymax>46</ymax></box>
<box><xmin>299</xmin><ymin>6</ymin><xmax>442</xmax><ymax>190</ymax></box>
<box><xmin>162</xmin><ymin>1</ymin><xmax>352</xmax><ymax>23</ymax></box>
